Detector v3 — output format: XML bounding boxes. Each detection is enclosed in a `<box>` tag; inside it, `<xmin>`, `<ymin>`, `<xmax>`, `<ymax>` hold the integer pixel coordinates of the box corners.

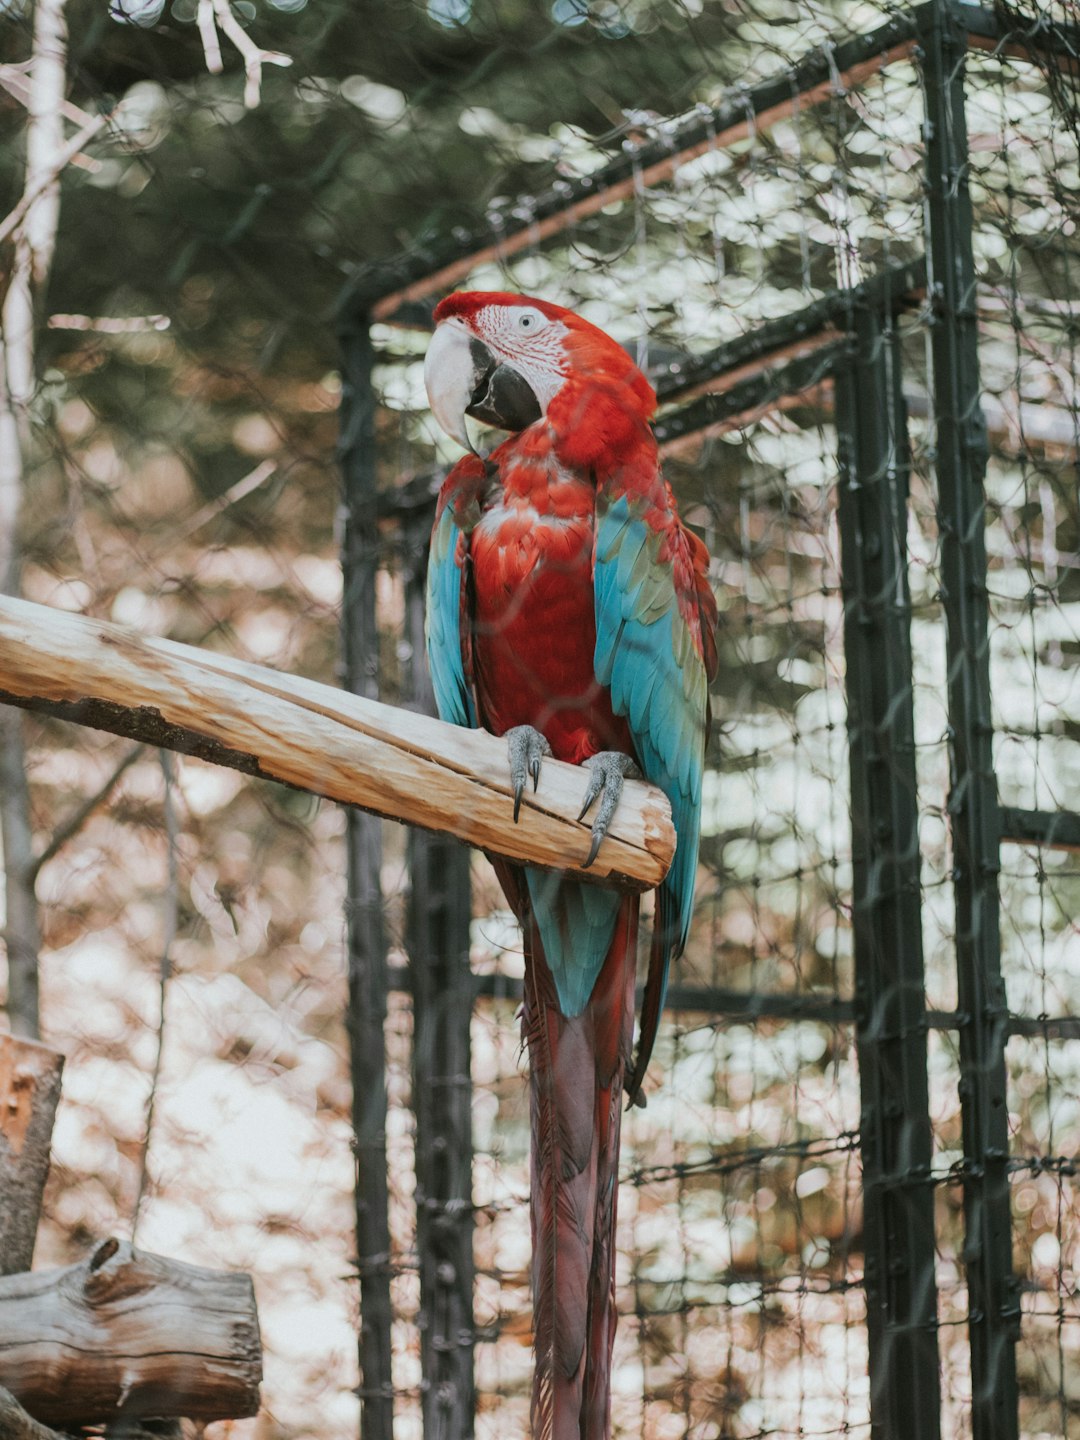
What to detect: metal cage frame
<box><xmin>335</xmin><ymin>5</ymin><xmax>1080</xmax><ymax>1436</ymax></box>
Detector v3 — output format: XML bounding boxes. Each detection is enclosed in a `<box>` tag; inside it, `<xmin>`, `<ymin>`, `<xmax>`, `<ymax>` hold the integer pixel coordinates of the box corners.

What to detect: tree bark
<box><xmin>0</xmin><ymin>0</ymin><xmax>71</xmax><ymax>1041</ymax></box>
<box><xmin>0</xmin><ymin>594</ymin><xmax>674</xmax><ymax>891</ymax></box>
<box><xmin>0</xmin><ymin>307</ymin><xmax>41</xmax><ymax>1041</ymax></box>
<box><xmin>0</xmin><ymin>1384</ymin><xmax>69</xmax><ymax>1440</ymax></box>
<box><xmin>0</xmin><ymin>708</ymin><xmax>41</xmax><ymax>1039</ymax></box>
<box><xmin>0</xmin><ymin>1390</ymin><xmax>180</xmax><ymax>1440</ymax></box>
<box><xmin>0</xmin><ymin>1034</ymin><xmax>63</xmax><ymax>1276</ymax></box>
<box><xmin>0</xmin><ymin>1239</ymin><xmax>261</xmax><ymax>1424</ymax></box>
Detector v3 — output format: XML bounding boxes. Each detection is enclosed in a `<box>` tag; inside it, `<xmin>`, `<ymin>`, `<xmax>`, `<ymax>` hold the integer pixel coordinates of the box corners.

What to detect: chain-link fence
<box><xmin>2</xmin><ymin>1</ymin><xmax>1079</xmax><ymax>1437</ymax></box>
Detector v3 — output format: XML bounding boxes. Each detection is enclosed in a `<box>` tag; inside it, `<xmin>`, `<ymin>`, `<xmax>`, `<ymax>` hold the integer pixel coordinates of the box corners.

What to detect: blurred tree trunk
<box><xmin>0</xmin><ymin>0</ymin><xmax>68</xmax><ymax>1039</ymax></box>
<box><xmin>0</xmin><ymin>1033</ymin><xmax>64</xmax><ymax>1275</ymax></box>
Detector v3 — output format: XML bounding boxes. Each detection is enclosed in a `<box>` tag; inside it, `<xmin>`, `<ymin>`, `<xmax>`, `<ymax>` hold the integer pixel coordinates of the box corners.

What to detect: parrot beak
<box><xmin>424</xmin><ymin>319</ymin><xmax>481</xmax><ymax>454</ymax></box>
<box><xmin>425</xmin><ymin>319</ymin><xmax>542</xmax><ymax>454</ymax></box>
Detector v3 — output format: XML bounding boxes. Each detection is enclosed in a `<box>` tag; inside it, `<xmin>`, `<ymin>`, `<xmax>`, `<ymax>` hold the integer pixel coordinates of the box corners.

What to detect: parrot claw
<box><xmin>506</xmin><ymin>726</ymin><xmax>552</xmax><ymax>822</ymax></box>
<box><xmin>578</xmin><ymin>752</ymin><xmax>640</xmax><ymax>867</ymax></box>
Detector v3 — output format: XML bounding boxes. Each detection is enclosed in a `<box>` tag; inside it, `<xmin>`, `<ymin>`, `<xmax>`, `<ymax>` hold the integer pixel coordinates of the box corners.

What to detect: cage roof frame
<box><xmin>336</xmin><ymin>3</ymin><xmax>1077</xmax><ymax>330</ymax></box>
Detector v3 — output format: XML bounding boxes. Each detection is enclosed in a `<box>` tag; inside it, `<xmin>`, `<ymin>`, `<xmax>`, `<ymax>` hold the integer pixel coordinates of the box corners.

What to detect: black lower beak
<box><xmin>466</xmin><ymin>339</ymin><xmax>542</xmax><ymax>434</ymax></box>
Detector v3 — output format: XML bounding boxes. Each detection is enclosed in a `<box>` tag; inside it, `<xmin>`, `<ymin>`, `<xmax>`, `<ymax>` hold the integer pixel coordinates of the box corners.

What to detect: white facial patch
<box><xmin>473</xmin><ymin>304</ymin><xmax>569</xmax><ymax>412</ymax></box>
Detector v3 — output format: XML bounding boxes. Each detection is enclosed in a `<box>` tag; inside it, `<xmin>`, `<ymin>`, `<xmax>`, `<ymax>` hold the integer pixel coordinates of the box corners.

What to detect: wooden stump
<box><xmin>0</xmin><ymin>1035</ymin><xmax>64</xmax><ymax>1276</ymax></box>
<box><xmin>0</xmin><ymin>1239</ymin><xmax>262</xmax><ymax>1424</ymax></box>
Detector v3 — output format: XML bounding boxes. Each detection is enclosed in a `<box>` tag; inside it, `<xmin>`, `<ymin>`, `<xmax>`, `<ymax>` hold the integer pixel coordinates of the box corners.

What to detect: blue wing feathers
<box><xmin>614</xmin><ymin>525</ymin><xmax>649</xmax><ymax>593</ymax></box>
<box><xmin>593</xmin><ymin>495</ymin><xmax>708</xmax><ymax>958</ymax></box>
<box><xmin>425</xmin><ymin>507</ymin><xmax>475</xmax><ymax>729</ymax></box>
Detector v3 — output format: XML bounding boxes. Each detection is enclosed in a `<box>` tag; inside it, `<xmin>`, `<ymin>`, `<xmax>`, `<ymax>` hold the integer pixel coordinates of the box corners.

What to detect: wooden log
<box><xmin>0</xmin><ymin>1238</ymin><xmax>261</xmax><ymax>1424</ymax></box>
<box><xmin>0</xmin><ymin>1383</ymin><xmax>183</xmax><ymax>1440</ymax></box>
<box><xmin>0</xmin><ymin>1035</ymin><xmax>63</xmax><ymax>1276</ymax></box>
<box><xmin>0</xmin><ymin>1384</ymin><xmax>67</xmax><ymax>1440</ymax></box>
<box><xmin>0</xmin><ymin>594</ymin><xmax>674</xmax><ymax>892</ymax></box>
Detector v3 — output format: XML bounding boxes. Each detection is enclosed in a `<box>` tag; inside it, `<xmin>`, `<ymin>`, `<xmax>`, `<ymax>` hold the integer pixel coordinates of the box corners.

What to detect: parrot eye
<box><xmin>515</xmin><ymin>308</ymin><xmax>546</xmax><ymax>334</ymax></box>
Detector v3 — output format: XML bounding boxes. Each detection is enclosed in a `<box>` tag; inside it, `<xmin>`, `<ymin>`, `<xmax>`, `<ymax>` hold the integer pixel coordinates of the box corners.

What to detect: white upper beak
<box><xmin>424</xmin><ymin>320</ymin><xmax>479</xmax><ymax>455</ymax></box>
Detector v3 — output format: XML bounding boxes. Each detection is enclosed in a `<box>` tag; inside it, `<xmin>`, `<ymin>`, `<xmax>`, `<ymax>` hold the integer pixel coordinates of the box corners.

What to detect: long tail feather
<box><xmin>583</xmin><ymin>904</ymin><xmax>636</xmax><ymax>1438</ymax></box>
<box><xmin>522</xmin><ymin>885</ymin><xmax>639</xmax><ymax>1440</ymax></box>
<box><xmin>625</xmin><ymin>890</ymin><xmax>676</xmax><ymax>1107</ymax></box>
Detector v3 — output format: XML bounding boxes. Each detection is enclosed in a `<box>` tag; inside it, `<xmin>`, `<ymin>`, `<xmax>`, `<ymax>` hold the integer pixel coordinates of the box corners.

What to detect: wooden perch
<box><xmin>0</xmin><ymin>1035</ymin><xmax>63</xmax><ymax>1277</ymax></box>
<box><xmin>0</xmin><ymin>594</ymin><xmax>675</xmax><ymax>891</ymax></box>
<box><xmin>0</xmin><ymin>1238</ymin><xmax>261</xmax><ymax>1424</ymax></box>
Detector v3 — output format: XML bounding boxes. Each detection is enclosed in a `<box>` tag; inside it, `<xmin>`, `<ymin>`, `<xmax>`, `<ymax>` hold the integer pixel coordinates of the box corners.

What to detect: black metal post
<box><xmin>338</xmin><ymin>311</ymin><xmax>395</xmax><ymax>1440</ymax></box>
<box><xmin>835</xmin><ymin>301</ymin><xmax>941</xmax><ymax>1440</ymax></box>
<box><xmin>401</xmin><ymin>513</ymin><xmax>477</xmax><ymax>1440</ymax></box>
<box><xmin>920</xmin><ymin>5</ymin><xmax>1019</xmax><ymax>1435</ymax></box>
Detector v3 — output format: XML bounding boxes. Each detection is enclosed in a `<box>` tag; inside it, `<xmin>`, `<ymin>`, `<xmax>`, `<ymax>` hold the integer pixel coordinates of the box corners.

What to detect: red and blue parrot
<box><xmin>423</xmin><ymin>291</ymin><xmax>717</xmax><ymax>1439</ymax></box>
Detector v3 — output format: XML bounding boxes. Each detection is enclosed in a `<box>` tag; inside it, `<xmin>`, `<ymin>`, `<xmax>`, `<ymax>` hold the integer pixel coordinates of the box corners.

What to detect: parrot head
<box><xmin>424</xmin><ymin>290</ymin><xmax>656</xmax><ymax>456</ymax></box>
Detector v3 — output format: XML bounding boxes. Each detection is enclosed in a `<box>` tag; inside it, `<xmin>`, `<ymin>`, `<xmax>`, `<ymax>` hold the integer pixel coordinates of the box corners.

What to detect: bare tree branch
<box><xmin>132</xmin><ymin>751</ymin><xmax>178</xmax><ymax>1240</ymax></box>
<box><xmin>47</xmin><ymin>313</ymin><xmax>169</xmax><ymax>332</ymax></box>
<box><xmin>196</xmin><ymin>0</ymin><xmax>223</xmax><ymax>74</ymax></box>
<box><xmin>0</xmin><ymin>0</ymin><xmax>76</xmax><ymax>1040</ymax></box>
<box><xmin>0</xmin><ymin>62</ymin><xmax>102</xmax><ymax>172</ymax></box>
<box><xmin>0</xmin><ymin>111</ymin><xmax>109</xmax><ymax>253</ymax></box>
<box><xmin>171</xmin><ymin>459</ymin><xmax>277</xmax><ymax>546</ymax></box>
<box><xmin>28</xmin><ymin>743</ymin><xmax>143</xmax><ymax>882</ymax></box>
<box><xmin>196</xmin><ymin>0</ymin><xmax>291</xmax><ymax>109</ymax></box>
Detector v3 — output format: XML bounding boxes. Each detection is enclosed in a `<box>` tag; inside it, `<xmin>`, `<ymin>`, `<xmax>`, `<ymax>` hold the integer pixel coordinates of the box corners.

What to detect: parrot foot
<box><xmin>578</xmin><ymin>752</ymin><xmax>640</xmax><ymax>868</ymax></box>
<box><xmin>506</xmin><ymin>725</ymin><xmax>552</xmax><ymax>822</ymax></box>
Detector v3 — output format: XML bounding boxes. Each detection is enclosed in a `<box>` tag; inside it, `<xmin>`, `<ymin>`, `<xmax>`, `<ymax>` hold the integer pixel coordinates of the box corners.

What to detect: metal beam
<box><xmin>835</xmin><ymin>293</ymin><xmax>941</xmax><ymax>1440</ymax></box>
<box><xmin>653</xmin><ymin>341</ymin><xmax>847</xmax><ymax>451</ymax></box>
<box><xmin>338</xmin><ymin>315</ymin><xmax>395</xmax><ymax>1440</ymax></box>
<box><xmin>960</xmin><ymin>2</ymin><xmax>1080</xmax><ymax>67</ymax></box>
<box><xmin>920</xmin><ymin>5</ymin><xmax>1020</xmax><ymax>1435</ymax></box>
<box><xmin>652</xmin><ymin>258</ymin><xmax>926</xmax><ymax>406</ymax></box>
<box><xmin>402</xmin><ymin>513</ymin><xmax>476</xmax><ymax>1440</ymax></box>
<box><xmin>1007</xmin><ymin>1014</ymin><xmax>1080</xmax><ymax>1040</ymax></box>
<box><xmin>999</xmin><ymin>806</ymin><xmax>1080</xmax><ymax>852</ymax></box>
<box><xmin>335</xmin><ymin>0</ymin><xmax>1074</xmax><ymax>331</ymax></box>
<box><xmin>384</xmin><ymin>964</ymin><xmax>857</xmax><ymax>1024</ymax></box>
<box><xmin>338</xmin><ymin>11</ymin><xmax>924</xmax><ymax>325</ymax></box>
<box><xmin>380</xmin><ymin>259</ymin><xmax>926</xmax><ymax>526</ymax></box>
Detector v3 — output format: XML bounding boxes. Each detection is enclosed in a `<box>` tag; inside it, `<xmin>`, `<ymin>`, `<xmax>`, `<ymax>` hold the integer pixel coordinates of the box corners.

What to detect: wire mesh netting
<box><xmin>969</xmin><ymin>32</ymin><xmax>1080</xmax><ymax>1439</ymax></box>
<box><xmin>1</xmin><ymin>1</ymin><xmax>1079</xmax><ymax>1438</ymax></box>
<box><xmin>439</xmin><ymin>397</ymin><xmax>866</xmax><ymax>1436</ymax></box>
